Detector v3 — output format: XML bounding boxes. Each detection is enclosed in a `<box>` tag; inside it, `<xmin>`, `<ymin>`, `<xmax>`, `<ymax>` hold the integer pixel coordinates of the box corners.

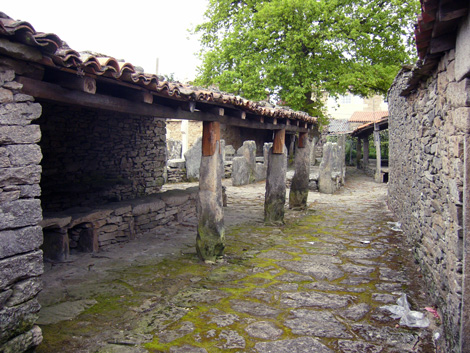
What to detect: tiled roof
<box><xmin>327</xmin><ymin>119</ymin><xmax>351</xmax><ymax>134</ymax></box>
<box><xmin>401</xmin><ymin>0</ymin><xmax>469</xmax><ymax>95</ymax></box>
<box><xmin>0</xmin><ymin>12</ymin><xmax>315</xmax><ymax>124</ymax></box>
<box><xmin>351</xmin><ymin>117</ymin><xmax>389</xmax><ymax>137</ymax></box>
<box><xmin>348</xmin><ymin>111</ymin><xmax>389</xmax><ymax>123</ymax></box>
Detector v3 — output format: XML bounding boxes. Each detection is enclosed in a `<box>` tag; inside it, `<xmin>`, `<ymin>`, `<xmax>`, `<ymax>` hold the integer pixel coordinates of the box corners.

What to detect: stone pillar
<box><xmin>338</xmin><ymin>134</ymin><xmax>346</xmax><ymax>184</ymax></box>
<box><xmin>356</xmin><ymin>137</ymin><xmax>362</xmax><ymax>169</ymax></box>
<box><xmin>319</xmin><ymin>142</ymin><xmax>341</xmax><ymax>194</ymax></box>
<box><xmin>265</xmin><ymin>129</ymin><xmax>287</xmax><ymax>224</ymax></box>
<box><xmin>196</xmin><ymin>122</ymin><xmax>224</xmax><ymax>262</ymax></box>
<box><xmin>374</xmin><ymin>127</ymin><xmax>382</xmax><ymax>182</ymax></box>
<box><xmin>363</xmin><ymin>136</ymin><xmax>369</xmax><ymax>170</ymax></box>
<box><xmin>289</xmin><ymin>132</ymin><xmax>311</xmax><ymax>209</ymax></box>
<box><xmin>0</xmin><ymin>66</ymin><xmax>44</xmax><ymax>352</ymax></box>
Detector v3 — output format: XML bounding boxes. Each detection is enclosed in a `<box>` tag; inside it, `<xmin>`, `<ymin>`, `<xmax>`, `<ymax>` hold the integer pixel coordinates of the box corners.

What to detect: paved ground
<box><xmin>37</xmin><ymin>168</ymin><xmax>440</xmax><ymax>352</ymax></box>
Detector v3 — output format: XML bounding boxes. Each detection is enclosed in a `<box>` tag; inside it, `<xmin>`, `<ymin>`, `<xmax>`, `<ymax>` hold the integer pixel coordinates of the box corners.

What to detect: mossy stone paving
<box><xmin>36</xmin><ymin>170</ymin><xmax>436</xmax><ymax>352</ymax></box>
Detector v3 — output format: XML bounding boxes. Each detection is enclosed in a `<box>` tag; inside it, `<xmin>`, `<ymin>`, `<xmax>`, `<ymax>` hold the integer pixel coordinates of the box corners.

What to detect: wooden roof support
<box><xmin>18</xmin><ymin>76</ymin><xmax>312</xmax><ymax>133</ymax></box>
<box><xmin>273</xmin><ymin>129</ymin><xmax>286</xmax><ymax>154</ymax></box>
<box><xmin>202</xmin><ymin>121</ymin><xmax>221</xmax><ymax>157</ymax></box>
<box><xmin>298</xmin><ymin>132</ymin><xmax>308</xmax><ymax>148</ymax></box>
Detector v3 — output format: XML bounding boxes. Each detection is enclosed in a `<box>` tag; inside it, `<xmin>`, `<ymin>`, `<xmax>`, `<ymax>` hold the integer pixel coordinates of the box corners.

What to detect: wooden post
<box><xmin>202</xmin><ymin>121</ymin><xmax>221</xmax><ymax>156</ymax></box>
<box><xmin>273</xmin><ymin>129</ymin><xmax>286</xmax><ymax>154</ymax></box>
<box><xmin>298</xmin><ymin>132</ymin><xmax>308</xmax><ymax>148</ymax></box>
<box><xmin>374</xmin><ymin>125</ymin><xmax>382</xmax><ymax>182</ymax></box>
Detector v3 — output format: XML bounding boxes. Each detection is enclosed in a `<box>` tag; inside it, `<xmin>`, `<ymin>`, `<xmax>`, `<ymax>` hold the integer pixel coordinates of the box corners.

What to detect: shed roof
<box><xmin>0</xmin><ymin>12</ymin><xmax>316</xmax><ymax>132</ymax></box>
<box><xmin>351</xmin><ymin>117</ymin><xmax>389</xmax><ymax>138</ymax></box>
<box><xmin>400</xmin><ymin>0</ymin><xmax>469</xmax><ymax>95</ymax></box>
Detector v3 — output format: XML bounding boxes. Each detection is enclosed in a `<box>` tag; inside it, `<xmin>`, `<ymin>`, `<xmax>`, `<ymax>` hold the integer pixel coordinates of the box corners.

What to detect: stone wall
<box><xmin>0</xmin><ymin>65</ymin><xmax>44</xmax><ymax>351</ymax></box>
<box><xmin>388</xmin><ymin>51</ymin><xmax>469</xmax><ymax>352</ymax></box>
<box><xmin>38</xmin><ymin>103</ymin><xmax>167</xmax><ymax>211</ymax></box>
<box><xmin>41</xmin><ymin>187</ymin><xmax>198</xmax><ymax>261</ymax></box>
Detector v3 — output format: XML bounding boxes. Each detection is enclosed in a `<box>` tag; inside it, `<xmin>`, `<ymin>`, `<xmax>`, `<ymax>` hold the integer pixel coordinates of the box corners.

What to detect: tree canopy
<box><xmin>194</xmin><ymin>0</ymin><xmax>419</xmax><ymax>122</ymax></box>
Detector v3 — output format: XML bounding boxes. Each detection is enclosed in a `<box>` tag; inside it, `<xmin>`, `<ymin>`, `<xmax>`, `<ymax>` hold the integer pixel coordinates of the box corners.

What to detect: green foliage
<box><xmin>194</xmin><ymin>0</ymin><xmax>419</xmax><ymax>124</ymax></box>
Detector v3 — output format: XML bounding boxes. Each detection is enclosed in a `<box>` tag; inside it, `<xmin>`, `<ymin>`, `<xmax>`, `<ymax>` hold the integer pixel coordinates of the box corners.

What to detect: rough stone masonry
<box><xmin>0</xmin><ymin>65</ymin><xmax>44</xmax><ymax>352</ymax></box>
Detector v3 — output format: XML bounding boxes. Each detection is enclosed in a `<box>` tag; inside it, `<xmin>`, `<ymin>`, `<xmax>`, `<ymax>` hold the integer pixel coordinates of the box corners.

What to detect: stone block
<box><xmin>5</xmin><ymin>144</ymin><xmax>42</xmax><ymax>167</ymax></box>
<box><xmin>132</xmin><ymin>199</ymin><xmax>166</xmax><ymax>216</ymax></box>
<box><xmin>254</xmin><ymin>163</ymin><xmax>267</xmax><ymax>181</ymax></box>
<box><xmin>0</xmin><ymin>68</ymin><xmax>15</xmax><ymax>86</ymax></box>
<box><xmin>0</xmin><ymin>199</ymin><xmax>42</xmax><ymax>231</ymax></box>
<box><xmin>0</xmin><ymin>226</ymin><xmax>42</xmax><ymax>259</ymax></box>
<box><xmin>19</xmin><ymin>184</ymin><xmax>41</xmax><ymax>198</ymax></box>
<box><xmin>184</xmin><ymin>137</ymin><xmax>202</xmax><ymax>180</ymax></box>
<box><xmin>167</xmin><ymin>158</ymin><xmax>186</xmax><ymax>169</ymax></box>
<box><xmin>0</xmin><ymin>325</ymin><xmax>42</xmax><ymax>353</ymax></box>
<box><xmin>0</xmin><ymin>251</ymin><xmax>43</xmax><ymax>290</ymax></box>
<box><xmin>160</xmin><ymin>191</ymin><xmax>189</xmax><ymax>207</ymax></box>
<box><xmin>40</xmin><ymin>216</ymin><xmax>72</xmax><ymax>229</ymax></box>
<box><xmin>446</xmin><ymin>79</ymin><xmax>470</xmax><ymax>108</ymax></box>
<box><xmin>0</xmin><ymin>88</ymin><xmax>13</xmax><ymax>103</ymax></box>
<box><xmin>0</xmin><ymin>165</ymin><xmax>41</xmax><ymax>188</ymax></box>
<box><xmin>451</xmin><ymin>107</ymin><xmax>470</xmax><ymax>132</ymax></box>
<box><xmin>0</xmin><ymin>299</ymin><xmax>40</xmax><ymax>345</ymax></box>
<box><xmin>0</xmin><ymin>102</ymin><xmax>42</xmax><ymax>126</ymax></box>
<box><xmin>6</xmin><ymin>278</ymin><xmax>42</xmax><ymax>307</ymax></box>
<box><xmin>456</xmin><ymin>12</ymin><xmax>470</xmax><ymax>81</ymax></box>
<box><xmin>113</xmin><ymin>205</ymin><xmax>132</xmax><ymax>216</ymax></box>
<box><xmin>232</xmin><ymin>157</ymin><xmax>250</xmax><ymax>186</ymax></box>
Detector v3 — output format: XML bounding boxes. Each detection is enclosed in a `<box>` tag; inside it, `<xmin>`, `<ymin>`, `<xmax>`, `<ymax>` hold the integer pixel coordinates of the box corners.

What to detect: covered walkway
<box><xmin>37</xmin><ymin>169</ymin><xmax>438</xmax><ymax>352</ymax></box>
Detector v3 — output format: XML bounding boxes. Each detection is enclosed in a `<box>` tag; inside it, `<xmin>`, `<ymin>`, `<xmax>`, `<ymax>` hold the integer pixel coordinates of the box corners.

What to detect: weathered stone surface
<box><xmin>167</xmin><ymin>139</ymin><xmax>182</xmax><ymax>160</ymax></box>
<box><xmin>0</xmin><ymin>125</ymin><xmax>41</xmax><ymax>145</ymax></box>
<box><xmin>264</xmin><ymin>147</ymin><xmax>287</xmax><ymax>224</ymax></box>
<box><xmin>0</xmin><ymin>165</ymin><xmax>41</xmax><ymax>188</ymax></box>
<box><xmin>230</xmin><ymin>300</ymin><xmax>281</xmax><ymax>318</ymax></box>
<box><xmin>318</xmin><ymin>142</ymin><xmax>343</xmax><ymax>194</ymax></box>
<box><xmin>337</xmin><ymin>340</ymin><xmax>383</xmax><ymax>353</ymax></box>
<box><xmin>3</xmin><ymin>144</ymin><xmax>42</xmax><ymax>167</ymax></box>
<box><xmin>0</xmin><ymin>199</ymin><xmax>42</xmax><ymax>230</ymax></box>
<box><xmin>208</xmin><ymin>312</ymin><xmax>239</xmax><ymax>327</ymax></box>
<box><xmin>0</xmin><ymin>68</ymin><xmax>15</xmax><ymax>85</ymax></box>
<box><xmin>217</xmin><ymin>330</ymin><xmax>245</xmax><ymax>349</ymax></box>
<box><xmin>184</xmin><ymin>137</ymin><xmax>202</xmax><ymax>180</ymax></box>
<box><xmin>340</xmin><ymin>303</ymin><xmax>370</xmax><ymax>321</ymax></box>
<box><xmin>169</xmin><ymin>345</ymin><xmax>207</xmax><ymax>353</ymax></box>
<box><xmin>0</xmin><ymin>251</ymin><xmax>43</xmax><ymax>290</ymax></box>
<box><xmin>231</xmin><ymin>156</ymin><xmax>250</xmax><ymax>186</ymax></box>
<box><xmin>254</xmin><ymin>336</ymin><xmax>333</xmax><ymax>353</ymax></box>
<box><xmin>280</xmin><ymin>291</ymin><xmax>354</xmax><ymax>309</ymax></box>
<box><xmin>5</xmin><ymin>278</ymin><xmax>42</xmax><ymax>307</ymax></box>
<box><xmin>158</xmin><ymin>321</ymin><xmax>194</xmax><ymax>343</ymax></box>
<box><xmin>0</xmin><ymin>88</ymin><xmax>13</xmax><ymax>104</ymax></box>
<box><xmin>245</xmin><ymin>321</ymin><xmax>283</xmax><ymax>339</ymax></box>
<box><xmin>289</xmin><ymin>136</ymin><xmax>311</xmax><ymax>209</ymax></box>
<box><xmin>278</xmin><ymin>261</ymin><xmax>344</xmax><ymax>281</ymax></box>
<box><xmin>196</xmin><ymin>142</ymin><xmax>225</xmax><ymax>261</ymax></box>
<box><xmin>0</xmin><ymin>298</ymin><xmax>40</xmax><ymax>344</ymax></box>
<box><xmin>0</xmin><ymin>226</ymin><xmax>42</xmax><ymax>259</ymax></box>
<box><xmin>0</xmin><ymin>102</ymin><xmax>42</xmax><ymax>126</ymax></box>
<box><xmin>37</xmin><ymin>299</ymin><xmax>97</xmax><ymax>325</ymax></box>
<box><xmin>236</xmin><ymin>140</ymin><xmax>256</xmax><ymax>172</ymax></box>
<box><xmin>0</xmin><ymin>325</ymin><xmax>42</xmax><ymax>353</ymax></box>
<box><xmin>284</xmin><ymin>309</ymin><xmax>352</xmax><ymax>338</ymax></box>
<box><xmin>132</xmin><ymin>200</ymin><xmax>165</xmax><ymax>216</ymax></box>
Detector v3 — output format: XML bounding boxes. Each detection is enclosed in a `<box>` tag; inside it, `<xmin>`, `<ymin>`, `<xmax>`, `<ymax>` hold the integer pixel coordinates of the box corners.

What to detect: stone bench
<box><xmin>40</xmin><ymin>187</ymin><xmax>198</xmax><ymax>262</ymax></box>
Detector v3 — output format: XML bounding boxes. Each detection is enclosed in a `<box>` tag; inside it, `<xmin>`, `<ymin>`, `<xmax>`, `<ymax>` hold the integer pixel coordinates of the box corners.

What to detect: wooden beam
<box><xmin>56</xmin><ymin>75</ymin><xmax>96</xmax><ymax>94</ymax></box>
<box><xmin>298</xmin><ymin>132</ymin><xmax>308</xmax><ymax>148</ymax></box>
<box><xmin>438</xmin><ymin>0</ymin><xmax>468</xmax><ymax>22</ymax></box>
<box><xmin>202</xmin><ymin>121</ymin><xmax>220</xmax><ymax>156</ymax></box>
<box><xmin>18</xmin><ymin>76</ymin><xmax>312</xmax><ymax>133</ymax></box>
<box><xmin>273</xmin><ymin>129</ymin><xmax>286</xmax><ymax>154</ymax></box>
<box><xmin>429</xmin><ymin>33</ymin><xmax>456</xmax><ymax>54</ymax></box>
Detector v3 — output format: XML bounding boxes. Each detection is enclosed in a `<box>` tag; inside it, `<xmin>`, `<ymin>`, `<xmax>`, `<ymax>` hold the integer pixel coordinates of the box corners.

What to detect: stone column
<box><xmin>265</xmin><ymin>129</ymin><xmax>287</xmax><ymax>224</ymax></box>
<box><xmin>338</xmin><ymin>134</ymin><xmax>346</xmax><ymax>184</ymax></box>
<box><xmin>356</xmin><ymin>137</ymin><xmax>362</xmax><ymax>169</ymax></box>
<box><xmin>363</xmin><ymin>136</ymin><xmax>369</xmax><ymax>170</ymax></box>
<box><xmin>196</xmin><ymin>122</ymin><xmax>225</xmax><ymax>262</ymax></box>
<box><xmin>374</xmin><ymin>126</ymin><xmax>382</xmax><ymax>182</ymax></box>
<box><xmin>289</xmin><ymin>132</ymin><xmax>311</xmax><ymax>209</ymax></box>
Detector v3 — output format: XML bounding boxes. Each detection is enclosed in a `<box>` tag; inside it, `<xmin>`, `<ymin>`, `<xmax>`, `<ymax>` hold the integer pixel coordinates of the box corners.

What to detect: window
<box><xmin>340</xmin><ymin>94</ymin><xmax>351</xmax><ymax>104</ymax></box>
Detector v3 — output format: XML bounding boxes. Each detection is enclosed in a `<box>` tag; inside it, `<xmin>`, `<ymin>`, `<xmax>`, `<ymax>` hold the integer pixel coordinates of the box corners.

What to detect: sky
<box><xmin>2</xmin><ymin>0</ymin><xmax>209</xmax><ymax>82</ymax></box>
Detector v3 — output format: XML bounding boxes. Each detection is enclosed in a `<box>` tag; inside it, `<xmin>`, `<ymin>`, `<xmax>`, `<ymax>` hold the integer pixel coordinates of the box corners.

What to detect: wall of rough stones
<box><xmin>388</xmin><ymin>50</ymin><xmax>469</xmax><ymax>352</ymax></box>
<box><xmin>38</xmin><ymin>103</ymin><xmax>167</xmax><ymax>211</ymax></box>
<box><xmin>0</xmin><ymin>65</ymin><xmax>44</xmax><ymax>351</ymax></box>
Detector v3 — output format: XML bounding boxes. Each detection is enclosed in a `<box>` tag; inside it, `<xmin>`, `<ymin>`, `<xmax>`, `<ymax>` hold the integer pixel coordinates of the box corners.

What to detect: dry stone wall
<box><xmin>388</xmin><ymin>50</ymin><xmax>469</xmax><ymax>352</ymax></box>
<box><xmin>0</xmin><ymin>65</ymin><xmax>44</xmax><ymax>352</ymax></box>
<box><xmin>38</xmin><ymin>103</ymin><xmax>167</xmax><ymax>211</ymax></box>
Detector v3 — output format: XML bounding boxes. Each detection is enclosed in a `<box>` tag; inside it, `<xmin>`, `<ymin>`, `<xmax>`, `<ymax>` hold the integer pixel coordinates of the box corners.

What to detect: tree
<box><xmin>194</xmin><ymin>0</ymin><xmax>419</xmax><ymax>123</ymax></box>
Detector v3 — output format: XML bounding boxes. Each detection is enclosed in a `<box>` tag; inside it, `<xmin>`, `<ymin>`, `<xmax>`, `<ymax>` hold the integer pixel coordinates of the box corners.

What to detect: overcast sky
<box><xmin>2</xmin><ymin>0</ymin><xmax>209</xmax><ymax>82</ymax></box>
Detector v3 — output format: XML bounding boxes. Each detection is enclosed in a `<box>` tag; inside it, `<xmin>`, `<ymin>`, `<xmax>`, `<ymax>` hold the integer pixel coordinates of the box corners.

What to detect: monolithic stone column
<box><xmin>265</xmin><ymin>129</ymin><xmax>287</xmax><ymax>224</ymax></box>
<box><xmin>289</xmin><ymin>132</ymin><xmax>311</xmax><ymax>209</ymax></box>
<box><xmin>374</xmin><ymin>127</ymin><xmax>382</xmax><ymax>182</ymax></box>
<box><xmin>338</xmin><ymin>134</ymin><xmax>346</xmax><ymax>184</ymax></box>
<box><xmin>196</xmin><ymin>122</ymin><xmax>225</xmax><ymax>262</ymax></box>
<box><xmin>363</xmin><ymin>136</ymin><xmax>369</xmax><ymax>170</ymax></box>
<box><xmin>356</xmin><ymin>137</ymin><xmax>362</xmax><ymax>169</ymax></box>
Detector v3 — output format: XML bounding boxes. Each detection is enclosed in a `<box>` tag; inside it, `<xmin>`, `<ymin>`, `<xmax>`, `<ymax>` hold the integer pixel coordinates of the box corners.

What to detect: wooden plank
<box><xmin>438</xmin><ymin>0</ymin><xmax>468</xmax><ymax>22</ymax></box>
<box><xmin>202</xmin><ymin>121</ymin><xmax>220</xmax><ymax>156</ymax></box>
<box><xmin>18</xmin><ymin>76</ymin><xmax>312</xmax><ymax>133</ymax></box>
<box><xmin>54</xmin><ymin>75</ymin><xmax>96</xmax><ymax>94</ymax></box>
<box><xmin>298</xmin><ymin>132</ymin><xmax>308</xmax><ymax>149</ymax></box>
<box><xmin>429</xmin><ymin>33</ymin><xmax>456</xmax><ymax>54</ymax></box>
<box><xmin>273</xmin><ymin>129</ymin><xmax>286</xmax><ymax>154</ymax></box>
